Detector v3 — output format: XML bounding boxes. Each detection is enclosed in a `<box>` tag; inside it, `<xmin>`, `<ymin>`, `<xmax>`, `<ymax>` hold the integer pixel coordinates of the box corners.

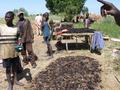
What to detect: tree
<box><xmin>81</xmin><ymin>6</ymin><xmax>89</xmax><ymax>15</ymax></box>
<box><xmin>13</xmin><ymin>8</ymin><xmax>29</xmax><ymax>16</ymax></box>
<box><xmin>19</xmin><ymin>8</ymin><xmax>29</xmax><ymax>16</ymax></box>
<box><xmin>46</xmin><ymin>0</ymin><xmax>86</xmax><ymax>21</ymax></box>
<box><xmin>13</xmin><ymin>9</ymin><xmax>19</xmax><ymax>15</ymax></box>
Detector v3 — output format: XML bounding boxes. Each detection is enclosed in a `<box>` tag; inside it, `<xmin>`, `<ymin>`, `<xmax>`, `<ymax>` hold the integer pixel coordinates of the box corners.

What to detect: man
<box><xmin>35</xmin><ymin>14</ymin><xmax>43</xmax><ymax>36</ymax></box>
<box><xmin>16</xmin><ymin>11</ymin><xmax>37</xmax><ymax>68</ymax></box>
<box><xmin>0</xmin><ymin>11</ymin><xmax>23</xmax><ymax>90</ymax></box>
<box><xmin>83</xmin><ymin>13</ymin><xmax>94</xmax><ymax>29</ymax></box>
<box><xmin>83</xmin><ymin>13</ymin><xmax>94</xmax><ymax>43</ymax></box>
<box><xmin>97</xmin><ymin>0</ymin><xmax>120</xmax><ymax>26</ymax></box>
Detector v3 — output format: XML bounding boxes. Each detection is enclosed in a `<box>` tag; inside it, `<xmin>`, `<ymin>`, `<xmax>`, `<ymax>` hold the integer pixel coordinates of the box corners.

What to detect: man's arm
<box><xmin>34</xmin><ymin>20</ymin><xmax>41</xmax><ymax>29</ymax></box>
<box><xmin>114</xmin><ymin>12</ymin><xmax>120</xmax><ymax>26</ymax></box>
<box><xmin>97</xmin><ymin>0</ymin><xmax>120</xmax><ymax>26</ymax></box>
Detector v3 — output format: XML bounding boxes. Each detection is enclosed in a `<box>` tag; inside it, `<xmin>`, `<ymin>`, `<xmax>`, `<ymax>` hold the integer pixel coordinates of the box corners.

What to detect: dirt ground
<box><xmin>0</xmin><ymin>35</ymin><xmax>120</xmax><ymax>90</ymax></box>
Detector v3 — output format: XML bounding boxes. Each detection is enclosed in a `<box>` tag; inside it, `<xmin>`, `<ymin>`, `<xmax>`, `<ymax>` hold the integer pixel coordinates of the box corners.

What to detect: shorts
<box><xmin>44</xmin><ymin>36</ymin><xmax>50</xmax><ymax>44</ymax></box>
<box><xmin>3</xmin><ymin>56</ymin><xmax>20</xmax><ymax>68</ymax></box>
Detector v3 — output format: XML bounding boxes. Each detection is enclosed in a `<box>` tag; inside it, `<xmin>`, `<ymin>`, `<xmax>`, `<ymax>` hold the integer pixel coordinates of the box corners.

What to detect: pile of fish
<box><xmin>32</xmin><ymin>56</ymin><xmax>102</xmax><ymax>90</ymax></box>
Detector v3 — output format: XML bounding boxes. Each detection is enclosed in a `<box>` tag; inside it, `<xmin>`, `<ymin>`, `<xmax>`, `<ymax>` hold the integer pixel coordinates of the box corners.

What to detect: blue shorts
<box><xmin>44</xmin><ymin>36</ymin><xmax>50</xmax><ymax>44</ymax></box>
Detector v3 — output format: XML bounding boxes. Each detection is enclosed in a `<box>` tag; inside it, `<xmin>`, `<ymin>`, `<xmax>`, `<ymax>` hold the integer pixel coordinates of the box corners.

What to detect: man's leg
<box><xmin>47</xmin><ymin>44</ymin><xmax>53</xmax><ymax>57</ymax></box>
<box><xmin>6</xmin><ymin>67</ymin><xmax>13</xmax><ymax>90</ymax></box>
<box><xmin>39</xmin><ymin>27</ymin><xmax>42</xmax><ymax>36</ymax></box>
<box><xmin>12</xmin><ymin>57</ymin><xmax>24</xmax><ymax>86</ymax></box>
<box><xmin>3</xmin><ymin>59</ymin><xmax>13</xmax><ymax>90</ymax></box>
<box><xmin>46</xmin><ymin>37</ymin><xmax>53</xmax><ymax>57</ymax></box>
<box><xmin>36</xmin><ymin>27</ymin><xmax>40</xmax><ymax>36</ymax></box>
<box><xmin>44</xmin><ymin>37</ymin><xmax>53</xmax><ymax>57</ymax></box>
<box><xmin>26</xmin><ymin>43</ymin><xmax>37</xmax><ymax>68</ymax></box>
<box><xmin>21</xmin><ymin>43</ymin><xmax>29</xmax><ymax>66</ymax></box>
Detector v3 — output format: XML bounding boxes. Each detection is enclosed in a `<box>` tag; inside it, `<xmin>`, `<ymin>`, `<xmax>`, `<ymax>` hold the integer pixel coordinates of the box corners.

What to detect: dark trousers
<box><xmin>21</xmin><ymin>43</ymin><xmax>37</xmax><ymax>65</ymax></box>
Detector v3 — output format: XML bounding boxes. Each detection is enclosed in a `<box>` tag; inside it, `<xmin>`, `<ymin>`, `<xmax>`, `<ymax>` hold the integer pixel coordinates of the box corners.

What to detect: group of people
<box><xmin>35</xmin><ymin>12</ymin><xmax>54</xmax><ymax>57</ymax></box>
<box><xmin>0</xmin><ymin>0</ymin><xmax>120</xmax><ymax>90</ymax></box>
<box><xmin>0</xmin><ymin>10</ymin><xmax>54</xmax><ymax>90</ymax></box>
<box><xmin>0</xmin><ymin>11</ymin><xmax>38</xmax><ymax>90</ymax></box>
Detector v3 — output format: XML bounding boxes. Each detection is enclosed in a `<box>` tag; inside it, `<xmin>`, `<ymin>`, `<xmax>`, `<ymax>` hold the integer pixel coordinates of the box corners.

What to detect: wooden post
<box><xmin>75</xmin><ymin>36</ymin><xmax>78</xmax><ymax>49</ymax></box>
<box><xmin>66</xmin><ymin>42</ymin><xmax>68</xmax><ymax>51</ymax></box>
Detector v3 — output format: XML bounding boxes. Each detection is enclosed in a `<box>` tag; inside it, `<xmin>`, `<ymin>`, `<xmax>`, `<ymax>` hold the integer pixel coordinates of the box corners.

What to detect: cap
<box><xmin>17</xmin><ymin>11</ymin><xmax>24</xmax><ymax>16</ymax></box>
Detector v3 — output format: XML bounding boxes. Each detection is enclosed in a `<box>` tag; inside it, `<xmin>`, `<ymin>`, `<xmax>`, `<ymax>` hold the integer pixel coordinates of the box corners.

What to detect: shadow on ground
<box><xmin>57</xmin><ymin>42</ymin><xmax>90</xmax><ymax>50</ymax></box>
<box><xmin>17</xmin><ymin>68</ymin><xmax>32</xmax><ymax>82</ymax></box>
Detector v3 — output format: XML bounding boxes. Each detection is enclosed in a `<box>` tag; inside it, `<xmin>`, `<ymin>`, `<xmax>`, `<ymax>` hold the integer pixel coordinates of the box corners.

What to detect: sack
<box><xmin>15</xmin><ymin>44</ymin><xmax>23</xmax><ymax>52</ymax></box>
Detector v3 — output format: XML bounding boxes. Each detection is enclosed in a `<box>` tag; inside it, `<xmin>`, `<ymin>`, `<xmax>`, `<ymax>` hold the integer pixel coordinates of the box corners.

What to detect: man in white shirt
<box><xmin>35</xmin><ymin>14</ymin><xmax>43</xmax><ymax>36</ymax></box>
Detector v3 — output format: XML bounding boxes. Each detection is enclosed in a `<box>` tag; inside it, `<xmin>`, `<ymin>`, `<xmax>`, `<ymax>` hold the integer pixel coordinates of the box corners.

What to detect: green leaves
<box><xmin>46</xmin><ymin>0</ymin><xmax>86</xmax><ymax>21</ymax></box>
<box><xmin>13</xmin><ymin>8</ymin><xmax>29</xmax><ymax>16</ymax></box>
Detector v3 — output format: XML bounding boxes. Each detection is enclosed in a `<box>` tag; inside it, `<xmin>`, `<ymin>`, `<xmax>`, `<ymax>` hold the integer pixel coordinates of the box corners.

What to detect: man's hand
<box><xmin>97</xmin><ymin>0</ymin><xmax>119</xmax><ymax>16</ymax></box>
<box><xmin>97</xmin><ymin>0</ymin><xmax>120</xmax><ymax>26</ymax></box>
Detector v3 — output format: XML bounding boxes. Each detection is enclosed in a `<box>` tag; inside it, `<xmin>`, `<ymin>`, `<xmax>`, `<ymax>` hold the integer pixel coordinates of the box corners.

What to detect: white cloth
<box><xmin>0</xmin><ymin>59</ymin><xmax>2</xmax><ymax>64</ymax></box>
<box><xmin>0</xmin><ymin>25</ymin><xmax>18</xmax><ymax>59</ymax></box>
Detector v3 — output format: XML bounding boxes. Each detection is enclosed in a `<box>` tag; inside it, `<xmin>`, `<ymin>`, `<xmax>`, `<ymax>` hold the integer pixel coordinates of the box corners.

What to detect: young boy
<box><xmin>42</xmin><ymin>12</ymin><xmax>53</xmax><ymax>57</ymax></box>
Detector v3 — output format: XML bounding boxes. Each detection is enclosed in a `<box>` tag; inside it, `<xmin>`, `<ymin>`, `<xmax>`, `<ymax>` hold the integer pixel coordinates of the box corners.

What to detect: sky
<box><xmin>85</xmin><ymin>0</ymin><xmax>120</xmax><ymax>14</ymax></box>
<box><xmin>0</xmin><ymin>0</ymin><xmax>49</xmax><ymax>17</ymax></box>
<box><xmin>0</xmin><ymin>0</ymin><xmax>120</xmax><ymax>17</ymax></box>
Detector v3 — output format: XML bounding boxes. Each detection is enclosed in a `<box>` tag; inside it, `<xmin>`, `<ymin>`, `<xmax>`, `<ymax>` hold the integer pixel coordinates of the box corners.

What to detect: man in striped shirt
<box><xmin>0</xmin><ymin>11</ymin><xmax>23</xmax><ymax>90</ymax></box>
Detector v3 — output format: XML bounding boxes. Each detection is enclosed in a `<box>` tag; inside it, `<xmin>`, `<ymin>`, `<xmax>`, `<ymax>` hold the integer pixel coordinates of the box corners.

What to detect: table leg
<box><xmin>66</xmin><ymin>42</ymin><xmax>68</xmax><ymax>51</ymax></box>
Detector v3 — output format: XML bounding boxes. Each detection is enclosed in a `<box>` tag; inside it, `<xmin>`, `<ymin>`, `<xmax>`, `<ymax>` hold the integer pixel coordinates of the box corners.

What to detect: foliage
<box><xmin>81</xmin><ymin>6</ymin><xmax>89</xmax><ymax>15</ymax></box>
<box><xmin>91</xmin><ymin>16</ymin><xmax>120</xmax><ymax>38</ymax></box>
<box><xmin>0</xmin><ymin>18</ymin><xmax>4</xmax><ymax>24</ymax></box>
<box><xmin>13</xmin><ymin>9</ymin><xmax>19</xmax><ymax>15</ymax></box>
<box><xmin>74</xmin><ymin>22</ymin><xmax>84</xmax><ymax>28</ymax></box>
<box><xmin>46</xmin><ymin>0</ymin><xmax>86</xmax><ymax>21</ymax></box>
<box><xmin>13</xmin><ymin>8</ymin><xmax>29</xmax><ymax>16</ymax></box>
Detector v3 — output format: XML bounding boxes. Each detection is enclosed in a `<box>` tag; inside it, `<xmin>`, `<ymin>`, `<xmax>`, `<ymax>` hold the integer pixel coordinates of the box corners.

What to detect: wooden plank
<box><xmin>111</xmin><ymin>38</ymin><xmax>120</xmax><ymax>42</ymax></box>
<box><xmin>61</xmin><ymin>33</ymin><xmax>93</xmax><ymax>36</ymax></box>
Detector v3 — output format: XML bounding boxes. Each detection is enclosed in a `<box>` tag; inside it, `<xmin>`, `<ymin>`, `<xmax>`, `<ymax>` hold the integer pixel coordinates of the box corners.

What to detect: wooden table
<box><xmin>60</xmin><ymin>33</ymin><xmax>94</xmax><ymax>51</ymax></box>
<box><xmin>52</xmin><ymin>28</ymin><xmax>95</xmax><ymax>51</ymax></box>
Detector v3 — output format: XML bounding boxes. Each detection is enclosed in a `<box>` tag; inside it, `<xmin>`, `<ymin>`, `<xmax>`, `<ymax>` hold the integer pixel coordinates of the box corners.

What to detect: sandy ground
<box><xmin>0</xmin><ymin>35</ymin><xmax>120</xmax><ymax>90</ymax></box>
